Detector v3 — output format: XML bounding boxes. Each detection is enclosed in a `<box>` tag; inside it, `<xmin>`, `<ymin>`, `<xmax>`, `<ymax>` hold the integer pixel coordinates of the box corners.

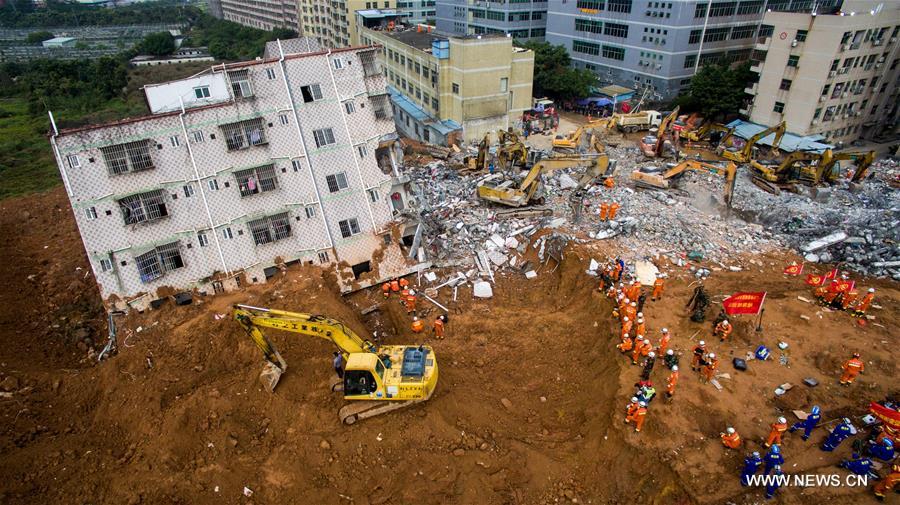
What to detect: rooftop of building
<box><xmin>369</xmin><ymin>24</ymin><xmax>516</xmax><ymax>52</ymax></box>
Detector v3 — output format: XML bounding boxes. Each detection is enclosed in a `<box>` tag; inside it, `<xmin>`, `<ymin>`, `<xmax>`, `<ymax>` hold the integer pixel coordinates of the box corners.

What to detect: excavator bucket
<box><xmin>259</xmin><ymin>362</ymin><xmax>284</xmax><ymax>392</ymax></box>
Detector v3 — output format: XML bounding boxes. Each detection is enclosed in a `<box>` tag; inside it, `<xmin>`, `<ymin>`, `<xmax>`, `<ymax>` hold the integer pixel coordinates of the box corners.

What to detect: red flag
<box><xmin>824</xmin><ymin>268</ymin><xmax>838</xmax><ymax>280</ymax></box>
<box><xmin>783</xmin><ymin>264</ymin><xmax>804</xmax><ymax>276</ymax></box>
<box><xmin>828</xmin><ymin>279</ymin><xmax>855</xmax><ymax>293</ymax></box>
<box><xmin>723</xmin><ymin>292</ymin><xmax>766</xmax><ymax>315</ymax></box>
<box><xmin>805</xmin><ymin>274</ymin><xmax>826</xmax><ymax>286</ymax></box>
<box><xmin>870</xmin><ymin>402</ymin><xmax>900</xmax><ymax>431</ymax></box>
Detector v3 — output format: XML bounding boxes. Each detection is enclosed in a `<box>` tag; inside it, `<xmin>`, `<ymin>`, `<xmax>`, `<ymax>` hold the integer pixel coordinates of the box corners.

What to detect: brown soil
<box><xmin>0</xmin><ymin>187</ymin><xmax>897</xmax><ymax>505</ymax></box>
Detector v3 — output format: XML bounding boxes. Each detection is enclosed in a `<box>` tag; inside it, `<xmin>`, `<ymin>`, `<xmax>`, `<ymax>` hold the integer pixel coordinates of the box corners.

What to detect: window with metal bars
<box><xmin>101</xmin><ymin>140</ymin><xmax>155</xmax><ymax>175</ymax></box>
<box><xmin>326</xmin><ymin>172</ymin><xmax>349</xmax><ymax>193</ymax></box>
<box><xmin>360</xmin><ymin>50</ymin><xmax>380</xmax><ymax>77</ymax></box>
<box><xmin>234</xmin><ymin>164</ymin><xmax>278</xmax><ymax>197</ymax></box>
<box><xmin>248</xmin><ymin>213</ymin><xmax>292</xmax><ymax>245</ymax></box>
<box><xmin>135</xmin><ymin>241</ymin><xmax>184</xmax><ymax>283</ymax></box>
<box><xmin>572</xmin><ymin>40</ymin><xmax>600</xmax><ymax>56</ymax></box>
<box><xmin>575</xmin><ymin>19</ymin><xmax>602</xmax><ymax>34</ymax></box>
<box><xmin>604</xmin><ymin>23</ymin><xmax>628</xmax><ymax>38</ymax></box>
<box><xmin>371</xmin><ymin>94</ymin><xmax>392</xmax><ymax>119</ymax></box>
<box><xmin>228</xmin><ymin>69</ymin><xmax>253</xmax><ymax>99</ymax></box>
<box><xmin>313</xmin><ymin>128</ymin><xmax>336</xmax><ymax>148</ymax></box>
<box><xmin>220</xmin><ymin>118</ymin><xmax>267</xmax><ymax>151</ymax></box>
<box><xmin>118</xmin><ymin>190</ymin><xmax>168</xmax><ymax>225</ymax></box>
<box><xmin>576</xmin><ymin>0</ymin><xmax>604</xmax><ymax>9</ymax></box>
<box><xmin>338</xmin><ymin>218</ymin><xmax>360</xmax><ymax>238</ymax></box>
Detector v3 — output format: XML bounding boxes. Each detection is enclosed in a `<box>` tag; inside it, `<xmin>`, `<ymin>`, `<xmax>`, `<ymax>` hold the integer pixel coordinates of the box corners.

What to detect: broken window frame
<box><xmin>117</xmin><ymin>190</ymin><xmax>168</xmax><ymax>225</ymax></box>
<box><xmin>135</xmin><ymin>241</ymin><xmax>184</xmax><ymax>283</ymax></box>
<box><xmin>313</xmin><ymin>128</ymin><xmax>336</xmax><ymax>148</ymax></box>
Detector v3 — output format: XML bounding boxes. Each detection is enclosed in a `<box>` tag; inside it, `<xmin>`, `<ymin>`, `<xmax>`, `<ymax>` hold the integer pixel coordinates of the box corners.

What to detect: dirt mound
<box><xmin>0</xmin><ymin>187</ymin><xmax>897</xmax><ymax>505</ymax></box>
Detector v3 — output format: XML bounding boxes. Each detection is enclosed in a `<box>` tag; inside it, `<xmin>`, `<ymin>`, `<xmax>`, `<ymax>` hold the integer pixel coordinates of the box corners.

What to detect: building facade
<box><xmin>50</xmin><ymin>40</ymin><xmax>422</xmax><ymax>309</ymax></box>
<box><xmin>435</xmin><ymin>0</ymin><xmax>548</xmax><ymax>41</ymax></box>
<box><xmin>217</xmin><ymin>0</ymin><xmax>301</xmax><ymax>32</ymax></box>
<box><xmin>397</xmin><ymin>0</ymin><xmax>437</xmax><ymax>25</ymax></box>
<box><xmin>360</xmin><ymin>27</ymin><xmax>534</xmax><ymax>144</ymax></box>
<box><xmin>746</xmin><ymin>0</ymin><xmax>900</xmax><ymax>144</ymax></box>
<box><xmin>545</xmin><ymin>0</ymin><xmax>844</xmax><ymax>100</ymax></box>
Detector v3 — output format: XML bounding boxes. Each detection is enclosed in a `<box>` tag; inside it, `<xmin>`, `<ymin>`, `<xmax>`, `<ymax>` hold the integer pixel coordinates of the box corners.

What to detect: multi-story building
<box><xmin>397</xmin><ymin>0</ymin><xmax>437</xmax><ymax>25</ymax></box>
<box><xmin>745</xmin><ymin>0</ymin><xmax>900</xmax><ymax>144</ymax></box>
<box><xmin>545</xmin><ymin>0</ymin><xmax>844</xmax><ymax>100</ymax></box>
<box><xmin>49</xmin><ymin>39</ymin><xmax>422</xmax><ymax>309</ymax></box>
<box><xmin>217</xmin><ymin>0</ymin><xmax>301</xmax><ymax>32</ymax></box>
<box><xmin>360</xmin><ymin>25</ymin><xmax>534</xmax><ymax>144</ymax></box>
<box><xmin>435</xmin><ymin>0</ymin><xmax>548</xmax><ymax>41</ymax></box>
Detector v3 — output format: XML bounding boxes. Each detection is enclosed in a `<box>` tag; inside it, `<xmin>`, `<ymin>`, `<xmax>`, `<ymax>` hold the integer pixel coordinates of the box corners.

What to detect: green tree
<box><xmin>675</xmin><ymin>62</ymin><xmax>754</xmax><ymax>120</ymax></box>
<box><xmin>138</xmin><ymin>31</ymin><xmax>176</xmax><ymax>56</ymax></box>
<box><xmin>26</xmin><ymin>31</ymin><xmax>55</xmax><ymax>44</ymax></box>
<box><xmin>518</xmin><ymin>41</ymin><xmax>597</xmax><ymax>101</ymax></box>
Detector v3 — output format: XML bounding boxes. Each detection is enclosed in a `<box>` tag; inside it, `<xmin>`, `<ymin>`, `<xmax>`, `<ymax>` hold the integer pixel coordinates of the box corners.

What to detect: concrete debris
<box><xmin>801</xmin><ymin>232</ymin><xmax>848</xmax><ymax>253</ymax></box>
<box><xmin>525</xmin><ymin>270</ymin><xmax>538</xmax><ymax>279</ymax></box>
<box><xmin>473</xmin><ymin>281</ymin><xmax>493</xmax><ymax>299</ymax></box>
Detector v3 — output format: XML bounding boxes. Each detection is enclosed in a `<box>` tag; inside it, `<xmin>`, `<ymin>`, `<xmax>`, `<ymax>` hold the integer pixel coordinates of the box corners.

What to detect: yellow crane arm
<box><xmin>233</xmin><ymin>304</ymin><xmax>377</xmax><ymax>370</ymax></box>
<box><xmin>741</xmin><ymin>121</ymin><xmax>786</xmax><ymax>159</ymax></box>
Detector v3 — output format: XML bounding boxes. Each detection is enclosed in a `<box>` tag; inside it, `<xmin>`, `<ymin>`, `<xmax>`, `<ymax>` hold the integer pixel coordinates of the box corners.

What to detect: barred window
<box><xmin>135</xmin><ymin>242</ymin><xmax>184</xmax><ymax>283</ymax></box>
<box><xmin>573</xmin><ymin>40</ymin><xmax>600</xmax><ymax>56</ymax></box>
<box><xmin>326</xmin><ymin>172</ymin><xmax>349</xmax><ymax>193</ymax></box>
<box><xmin>684</xmin><ymin>55</ymin><xmax>697</xmax><ymax>68</ymax></box>
<box><xmin>118</xmin><ymin>190</ymin><xmax>168</xmax><ymax>225</ymax></box>
<box><xmin>338</xmin><ymin>218</ymin><xmax>361</xmax><ymax>238</ymax></box>
<box><xmin>689</xmin><ymin>30</ymin><xmax>702</xmax><ymax>44</ymax></box>
<box><xmin>604</xmin><ymin>22</ymin><xmax>628</xmax><ymax>38</ymax></box>
<box><xmin>248</xmin><ymin>213</ymin><xmax>292</xmax><ymax>245</ymax></box>
<box><xmin>234</xmin><ymin>164</ymin><xmax>278</xmax><ymax>197</ymax></box>
<box><xmin>737</xmin><ymin>0</ymin><xmax>762</xmax><ymax>15</ymax></box>
<box><xmin>101</xmin><ymin>140</ymin><xmax>155</xmax><ymax>175</ymax></box>
<box><xmin>228</xmin><ymin>69</ymin><xmax>253</xmax><ymax>99</ymax></box>
<box><xmin>313</xmin><ymin>128</ymin><xmax>336</xmax><ymax>148</ymax></box>
<box><xmin>730</xmin><ymin>25</ymin><xmax>756</xmax><ymax>40</ymax></box>
<box><xmin>607</xmin><ymin>0</ymin><xmax>631</xmax><ymax>13</ymax></box>
<box><xmin>709</xmin><ymin>1</ymin><xmax>737</xmax><ymax>16</ymax></box>
<box><xmin>576</xmin><ymin>0</ymin><xmax>604</xmax><ymax>9</ymax></box>
<box><xmin>372</xmin><ymin>95</ymin><xmax>392</xmax><ymax>120</ymax></box>
<box><xmin>220</xmin><ymin>118</ymin><xmax>267</xmax><ymax>151</ymax></box>
<box><xmin>704</xmin><ymin>27</ymin><xmax>730</xmax><ymax>43</ymax></box>
<box><xmin>602</xmin><ymin>45</ymin><xmax>625</xmax><ymax>61</ymax></box>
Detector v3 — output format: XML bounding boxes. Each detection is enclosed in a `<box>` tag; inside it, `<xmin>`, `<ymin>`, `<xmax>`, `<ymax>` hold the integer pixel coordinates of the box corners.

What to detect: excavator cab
<box><xmin>343</xmin><ymin>354</ymin><xmax>384</xmax><ymax>397</ymax></box>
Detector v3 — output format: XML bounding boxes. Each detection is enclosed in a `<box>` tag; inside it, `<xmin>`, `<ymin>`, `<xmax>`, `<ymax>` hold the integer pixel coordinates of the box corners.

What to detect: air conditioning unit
<box><xmin>811</xmin><ymin>119</ymin><xmax>819</xmax><ymax>125</ymax></box>
<box><xmin>791</xmin><ymin>40</ymin><xmax>798</xmax><ymax>47</ymax></box>
<box><xmin>840</xmin><ymin>43</ymin><xmax>848</xmax><ymax>51</ymax></box>
<box><xmin>877</xmin><ymin>57</ymin><xmax>885</xmax><ymax>63</ymax></box>
<box><xmin>655</xmin><ymin>64</ymin><xmax>662</xmax><ymax>70</ymax></box>
<box><xmin>828</xmin><ymin>70</ymin><xmax>836</xmax><ymax>77</ymax></box>
<box><xmin>842</xmin><ymin>92</ymin><xmax>848</xmax><ymax>97</ymax></box>
<box><xmin>873</xmin><ymin>39</ymin><xmax>883</xmax><ymax>46</ymax></box>
<box><xmin>875</xmin><ymin>63</ymin><xmax>882</xmax><ymax>69</ymax></box>
<box><xmin>819</xmin><ymin>96</ymin><xmax>827</xmax><ymax>102</ymax></box>
<box><xmin>891</xmin><ymin>37</ymin><xmax>897</xmax><ymax>43</ymax></box>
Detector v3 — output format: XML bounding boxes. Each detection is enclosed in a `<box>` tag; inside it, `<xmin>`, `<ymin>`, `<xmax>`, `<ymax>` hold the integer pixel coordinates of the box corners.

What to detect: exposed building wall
<box><xmin>51</xmin><ymin>45</ymin><xmax>418</xmax><ymax>308</ymax></box>
<box><xmin>748</xmin><ymin>0</ymin><xmax>900</xmax><ymax>144</ymax></box>
<box><xmin>435</xmin><ymin>0</ymin><xmax>547</xmax><ymax>40</ymax></box>
<box><xmin>397</xmin><ymin>0</ymin><xmax>437</xmax><ymax>25</ymax></box>
<box><xmin>219</xmin><ymin>0</ymin><xmax>301</xmax><ymax>32</ymax></box>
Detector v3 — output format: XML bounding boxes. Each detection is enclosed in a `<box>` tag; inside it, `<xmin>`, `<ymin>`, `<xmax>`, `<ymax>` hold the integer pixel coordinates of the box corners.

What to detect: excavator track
<box><xmin>338</xmin><ymin>388</ymin><xmax>436</xmax><ymax>425</ymax></box>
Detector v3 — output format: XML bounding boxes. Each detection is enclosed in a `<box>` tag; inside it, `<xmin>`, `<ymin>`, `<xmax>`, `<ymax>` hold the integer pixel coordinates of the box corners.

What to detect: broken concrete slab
<box><xmin>525</xmin><ymin>270</ymin><xmax>537</xmax><ymax>279</ymax></box>
<box><xmin>801</xmin><ymin>232</ymin><xmax>848</xmax><ymax>253</ymax></box>
<box><xmin>473</xmin><ymin>281</ymin><xmax>493</xmax><ymax>298</ymax></box>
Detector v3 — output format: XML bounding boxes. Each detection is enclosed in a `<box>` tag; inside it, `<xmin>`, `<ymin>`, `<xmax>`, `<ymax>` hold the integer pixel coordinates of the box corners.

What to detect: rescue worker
<box><xmin>637</xmin><ymin>293</ymin><xmax>647</xmax><ymax>314</ymax></box>
<box><xmin>399</xmin><ymin>277</ymin><xmax>410</xmax><ymax>291</ymax></box>
<box><xmin>788</xmin><ymin>405</ymin><xmax>821</xmax><ymax>441</ymax></box>
<box><xmin>433</xmin><ymin>315</ymin><xmax>445</xmax><ymax>339</ymax></box>
<box><xmin>664</xmin><ymin>349</ymin><xmax>679</xmax><ymax>370</ymax></box>
<box><xmin>333</xmin><ymin>351</ymin><xmax>344</xmax><ymax>379</ymax></box>
<box><xmin>621</xmin><ymin>316</ymin><xmax>633</xmax><ymax>339</ymax></box>
<box><xmin>665</xmin><ymin>365</ymin><xmax>678</xmax><ymax>398</ymax></box>
<box><xmin>840</xmin><ymin>352</ymin><xmax>864</xmax><ymax>385</ymax></box>
<box><xmin>625</xmin><ymin>301</ymin><xmax>638</xmax><ymax>321</ymax></box>
<box><xmin>390</xmin><ymin>279</ymin><xmax>400</xmax><ymax>292</ymax></box>
<box><xmin>599</xmin><ymin>201</ymin><xmax>609</xmax><ymax>221</ymax></box>
<box><xmin>658</xmin><ymin>328</ymin><xmax>671</xmax><ymax>355</ymax></box>
<box><xmin>691</xmin><ymin>340</ymin><xmax>707</xmax><ymax>371</ymax></box>
<box><xmin>651</xmin><ymin>276</ymin><xmax>664</xmax><ymax>301</ymax></box>
<box><xmin>382</xmin><ymin>282</ymin><xmax>391</xmax><ymax>298</ymax></box>
<box><xmin>721</xmin><ymin>427</ymin><xmax>742</xmax><ymax>449</ymax></box>
<box><xmin>763</xmin><ymin>445</ymin><xmax>784</xmax><ymax>475</ymax></box>
<box><xmin>634</xmin><ymin>317</ymin><xmax>646</xmax><ymax>339</ymax></box>
<box><xmin>616</xmin><ymin>334</ymin><xmax>634</xmax><ymax>353</ymax></box>
<box><xmin>765</xmin><ymin>465</ymin><xmax>783</xmax><ymax>500</ymax></box>
<box><xmin>741</xmin><ymin>451</ymin><xmax>763</xmax><ymax>486</ymax></box>
<box><xmin>625</xmin><ymin>401</ymin><xmax>647</xmax><ymax>432</ymax></box>
<box><xmin>632</xmin><ymin>338</ymin><xmax>652</xmax><ymax>365</ymax></box>
<box><xmin>640</xmin><ymin>351</ymin><xmax>656</xmax><ymax>381</ymax></box>
<box><xmin>765</xmin><ymin>417</ymin><xmax>788</xmax><ymax>447</ymax></box>
<box><xmin>624</xmin><ymin>396</ymin><xmax>640</xmax><ymax>422</ymax></box>
<box><xmin>411</xmin><ymin>316</ymin><xmax>424</xmax><ymax>333</ymax></box>
<box><xmin>702</xmin><ymin>352</ymin><xmax>719</xmax><ymax>383</ymax></box>
<box><xmin>853</xmin><ymin>288</ymin><xmax>875</xmax><ymax>315</ymax></box>
<box><xmin>405</xmin><ymin>289</ymin><xmax>417</xmax><ymax>314</ymax></box>
<box><xmin>627</xmin><ymin>281</ymin><xmax>641</xmax><ymax>302</ymax></box>
<box><xmin>839</xmin><ymin>453</ymin><xmax>878</xmax><ymax>479</ymax></box>
<box><xmin>874</xmin><ymin>461</ymin><xmax>900</xmax><ymax>501</ymax></box>
<box><xmin>867</xmin><ymin>438</ymin><xmax>895</xmax><ymax>462</ymax></box>
<box><xmin>821</xmin><ymin>418</ymin><xmax>854</xmax><ymax>452</ymax></box>
<box><xmin>637</xmin><ymin>382</ymin><xmax>656</xmax><ymax>404</ymax></box>
<box><xmin>714</xmin><ymin>319</ymin><xmax>733</xmax><ymax>342</ymax></box>
<box><xmin>609</xmin><ymin>202</ymin><xmax>620</xmax><ymax>220</ymax></box>
<box><xmin>840</xmin><ymin>289</ymin><xmax>859</xmax><ymax>311</ymax></box>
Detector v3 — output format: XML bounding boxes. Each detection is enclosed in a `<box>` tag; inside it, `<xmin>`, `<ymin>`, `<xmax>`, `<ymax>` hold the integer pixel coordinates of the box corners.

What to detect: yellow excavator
<box><xmin>233</xmin><ymin>304</ymin><xmax>438</xmax><ymax>424</ymax></box>
<box><xmin>750</xmin><ymin>150</ymin><xmax>826</xmax><ymax>188</ymax></box>
<box><xmin>639</xmin><ymin>106</ymin><xmax>680</xmax><ymax>158</ymax></box>
<box><xmin>630</xmin><ymin>159</ymin><xmax>737</xmax><ymax>208</ymax></box>
<box><xmin>552</xmin><ymin>118</ymin><xmax>611</xmax><ymax>151</ymax></box>
<box><xmin>680</xmin><ymin>122</ymin><xmax>734</xmax><ymax>145</ymax></box>
<box><xmin>718</xmin><ymin>121</ymin><xmax>786</xmax><ymax>163</ymax></box>
<box><xmin>478</xmin><ymin>153</ymin><xmax>613</xmax><ymax>207</ymax></box>
<box><xmin>497</xmin><ymin>137</ymin><xmax>528</xmax><ymax>171</ymax></box>
<box><xmin>825</xmin><ymin>150</ymin><xmax>876</xmax><ymax>184</ymax></box>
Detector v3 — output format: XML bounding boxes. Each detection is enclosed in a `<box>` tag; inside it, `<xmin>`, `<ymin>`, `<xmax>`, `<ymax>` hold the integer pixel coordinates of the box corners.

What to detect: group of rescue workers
<box><xmin>597</xmin><ymin>258</ymin><xmax>898</xmax><ymax>501</ymax></box>
<box><xmin>382</xmin><ymin>277</ymin><xmax>447</xmax><ymax>339</ymax></box>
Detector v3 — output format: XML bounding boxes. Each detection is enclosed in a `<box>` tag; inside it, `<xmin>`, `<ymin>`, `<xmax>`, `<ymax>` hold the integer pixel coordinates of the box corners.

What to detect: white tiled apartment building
<box><xmin>50</xmin><ymin>39</ymin><xmax>423</xmax><ymax>309</ymax></box>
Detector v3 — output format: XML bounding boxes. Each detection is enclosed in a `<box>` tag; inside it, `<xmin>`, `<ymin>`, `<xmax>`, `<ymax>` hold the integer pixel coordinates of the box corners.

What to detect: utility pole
<box><xmin>694</xmin><ymin>0</ymin><xmax>712</xmax><ymax>74</ymax></box>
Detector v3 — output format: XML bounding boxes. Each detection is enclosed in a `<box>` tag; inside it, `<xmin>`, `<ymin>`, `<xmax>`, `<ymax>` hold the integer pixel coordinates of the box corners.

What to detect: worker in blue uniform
<box><xmin>741</xmin><ymin>451</ymin><xmax>763</xmax><ymax>486</ymax></box>
<box><xmin>764</xmin><ymin>445</ymin><xmax>784</xmax><ymax>475</ymax></box>
<box><xmin>822</xmin><ymin>419</ymin><xmax>854</xmax><ymax>452</ymax></box>
<box><xmin>788</xmin><ymin>405</ymin><xmax>821</xmax><ymax>441</ymax></box>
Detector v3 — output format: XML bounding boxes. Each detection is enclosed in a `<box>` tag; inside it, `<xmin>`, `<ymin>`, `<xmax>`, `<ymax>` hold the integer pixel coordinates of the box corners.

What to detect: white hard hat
<box><xmin>631</xmin><ymin>396</ymin><xmax>638</xmax><ymax>402</ymax></box>
<box><xmin>637</xmin><ymin>312</ymin><xmax>644</xmax><ymax>318</ymax></box>
<box><xmin>623</xmin><ymin>333</ymin><xmax>630</xmax><ymax>338</ymax></box>
<box><xmin>639</xmin><ymin>401</ymin><xmax>646</xmax><ymax>407</ymax></box>
<box><xmin>727</xmin><ymin>427</ymin><xmax>735</xmax><ymax>434</ymax></box>
<box><xmin>413</xmin><ymin>316</ymin><xmax>419</xmax><ymax>321</ymax></box>
<box><xmin>630</xmin><ymin>302</ymin><xmax>637</xmax><ymax>307</ymax></box>
<box><xmin>666</xmin><ymin>349</ymin><xmax>674</xmax><ymax>356</ymax></box>
<box><xmin>661</xmin><ymin>328</ymin><xmax>668</xmax><ymax>333</ymax></box>
<box><xmin>778</xmin><ymin>417</ymin><xmax>786</xmax><ymax>424</ymax></box>
<box><xmin>723</xmin><ymin>319</ymin><xmax>729</xmax><ymax>325</ymax></box>
<box><xmin>672</xmin><ymin>365</ymin><xmax>678</xmax><ymax>371</ymax></box>
<box><xmin>409</xmin><ymin>289</ymin><xmax>416</xmax><ymax>295</ymax></box>
<box><xmin>648</xmin><ymin>352</ymin><xmax>656</xmax><ymax>358</ymax></box>
<box><xmin>623</xmin><ymin>316</ymin><xmax>629</xmax><ymax>322</ymax></box>
<box><xmin>699</xmin><ymin>340</ymin><xmax>705</xmax><ymax>346</ymax></box>
<box><xmin>637</xmin><ymin>318</ymin><xmax>644</xmax><ymax>323</ymax></box>
<box><xmin>709</xmin><ymin>353</ymin><xmax>716</xmax><ymax>359</ymax></box>
<box><xmin>868</xmin><ymin>288</ymin><xmax>875</xmax><ymax>293</ymax></box>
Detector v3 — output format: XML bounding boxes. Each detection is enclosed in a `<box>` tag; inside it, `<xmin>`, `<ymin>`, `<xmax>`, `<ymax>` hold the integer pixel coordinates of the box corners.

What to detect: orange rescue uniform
<box><xmin>609</xmin><ymin>202</ymin><xmax>620</xmax><ymax>219</ymax></box>
<box><xmin>651</xmin><ymin>278</ymin><xmax>664</xmax><ymax>300</ymax></box>
<box><xmin>634</xmin><ymin>321</ymin><xmax>646</xmax><ymax>338</ymax></box>
<box><xmin>411</xmin><ymin>319</ymin><xmax>424</xmax><ymax>333</ymax></box>
<box><xmin>721</xmin><ymin>432</ymin><xmax>742</xmax><ymax>449</ymax></box>
<box><xmin>617</xmin><ymin>337</ymin><xmax>634</xmax><ymax>353</ymax></box>
<box><xmin>621</xmin><ymin>320</ymin><xmax>633</xmax><ymax>340</ymax></box>
<box><xmin>390</xmin><ymin>280</ymin><xmax>400</xmax><ymax>292</ymax></box>
<box><xmin>632</xmin><ymin>340</ymin><xmax>652</xmax><ymax>365</ymax></box>
<box><xmin>433</xmin><ymin>317</ymin><xmax>445</xmax><ymax>338</ymax></box>
<box><xmin>714</xmin><ymin>321</ymin><xmax>732</xmax><ymax>341</ymax></box>
<box><xmin>765</xmin><ymin>421</ymin><xmax>788</xmax><ymax>447</ymax></box>
<box><xmin>629</xmin><ymin>406</ymin><xmax>647</xmax><ymax>432</ymax></box>
<box><xmin>840</xmin><ymin>290</ymin><xmax>858</xmax><ymax>310</ymax></box>
<box><xmin>405</xmin><ymin>294</ymin><xmax>417</xmax><ymax>313</ymax></box>
<box><xmin>854</xmin><ymin>292</ymin><xmax>874</xmax><ymax>314</ymax></box>
<box><xmin>658</xmin><ymin>332</ymin><xmax>671</xmax><ymax>355</ymax></box>
<box><xmin>874</xmin><ymin>463</ymin><xmax>900</xmax><ymax>499</ymax></box>
<box><xmin>382</xmin><ymin>282</ymin><xmax>391</xmax><ymax>298</ymax></box>
<box><xmin>703</xmin><ymin>357</ymin><xmax>719</xmax><ymax>382</ymax></box>
<box><xmin>599</xmin><ymin>202</ymin><xmax>610</xmax><ymax>220</ymax></box>
<box><xmin>666</xmin><ymin>370</ymin><xmax>679</xmax><ymax>397</ymax></box>
<box><xmin>840</xmin><ymin>357</ymin><xmax>864</xmax><ymax>384</ymax></box>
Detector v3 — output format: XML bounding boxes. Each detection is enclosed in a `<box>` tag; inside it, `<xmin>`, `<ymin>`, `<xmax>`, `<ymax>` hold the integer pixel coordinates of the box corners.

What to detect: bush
<box><xmin>26</xmin><ymin>31</ymin><xmax>55</xmax><ymax>44</ymax></box>
<box><xmin>138</xmin><ymin>32</ymin><xmax>176</xmax><ymax>56</ymax></box>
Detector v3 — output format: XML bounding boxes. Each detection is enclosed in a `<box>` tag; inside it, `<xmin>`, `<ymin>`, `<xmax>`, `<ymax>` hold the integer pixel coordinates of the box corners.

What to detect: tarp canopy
<box><xmin>725</xmin><ymin>119</ymin><xmax>834</xmax><ymax>153</ymax></box>
<box><xmin>576</xmin><ymin>97</ymin><xmax>614</xmax><ymax>106</ymax></box>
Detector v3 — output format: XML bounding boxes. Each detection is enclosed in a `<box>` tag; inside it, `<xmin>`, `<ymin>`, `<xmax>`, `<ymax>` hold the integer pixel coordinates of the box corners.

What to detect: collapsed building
<box><xmin>49</xmin><ymin>38</ymin><xmax>426</xmax><ymax>310</ymax></box>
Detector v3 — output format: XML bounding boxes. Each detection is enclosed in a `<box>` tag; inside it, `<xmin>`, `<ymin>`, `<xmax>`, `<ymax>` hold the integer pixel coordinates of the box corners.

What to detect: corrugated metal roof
<box><xmin>387</xmin><ymin>86</ymin><xmax>461</xmax><ymax>135</ymax></box>
<box><xmin>725</xmin><ymin>119</ymin><xmax>833</xmax><ymax>153</ymax></box>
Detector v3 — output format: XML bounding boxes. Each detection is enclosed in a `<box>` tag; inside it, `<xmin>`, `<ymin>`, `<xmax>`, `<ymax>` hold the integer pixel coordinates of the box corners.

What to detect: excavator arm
<box><xmin>743</xmin><ymin>121</ymin><xmax>786</xmax><ymax>159</ymax></box>
<box><xmin>848</xmin><ymin>151</ymin><xmax>876</xmax><ymax>183</ymax></box>
<box><xmin>654</xmin><ymin>106</ymin><xmax>680</xmax><ymax>156</ymax></box>
<box><xmin>632</xmin><ymin>160</ymin><xmax>736</xmax><ymax>208</ymax></box>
